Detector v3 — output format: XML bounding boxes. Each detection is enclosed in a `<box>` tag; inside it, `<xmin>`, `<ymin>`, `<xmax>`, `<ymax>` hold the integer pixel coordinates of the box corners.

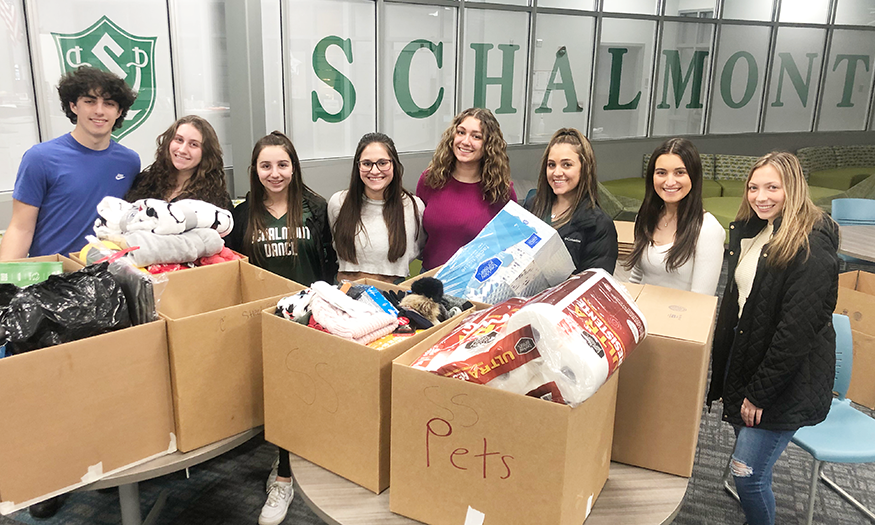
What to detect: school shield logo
<box><xmin>52</xmin><ymin>15</ymin><xmax>156</xmax><ymax>140</ymax></box>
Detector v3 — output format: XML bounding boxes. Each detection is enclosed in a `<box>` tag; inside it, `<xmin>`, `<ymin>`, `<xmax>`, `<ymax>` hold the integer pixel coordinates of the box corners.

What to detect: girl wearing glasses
<box><xmin>416</xmin><ymin>107</ymin><xmax>516</xmax><ymax>271</ymax></box>
<box><xmin>328</xmin><ymin>132</ymin><xmax>424</xmax><ymax>283</ymax></box>
<box><xmin>524</xmin><ymin>128</ymin><xmax>618</xmax><ymax>274</ymax></box>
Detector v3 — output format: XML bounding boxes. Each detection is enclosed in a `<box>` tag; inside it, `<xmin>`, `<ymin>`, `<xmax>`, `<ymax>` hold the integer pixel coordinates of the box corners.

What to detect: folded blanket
<box><xmin>309</xmin><ymin>281</ymin><xmax>398</xmax><ymax>345</ymax></box>
<box><xmin>123</xmin><ymin>229</ymin><xmax>224</xmax><ymax>267</ymax></box>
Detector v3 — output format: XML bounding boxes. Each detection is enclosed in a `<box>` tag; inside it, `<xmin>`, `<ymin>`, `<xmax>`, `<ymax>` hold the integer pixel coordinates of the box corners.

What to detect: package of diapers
<box><xmin>413</xmin><ymin>269</ymin><xmax>647</xmax><ymax>406</ymax></box>
<box><xmin>435</xmin><ymin>201</ymin><xmax>574</xmax><ymax>304</ymax></box>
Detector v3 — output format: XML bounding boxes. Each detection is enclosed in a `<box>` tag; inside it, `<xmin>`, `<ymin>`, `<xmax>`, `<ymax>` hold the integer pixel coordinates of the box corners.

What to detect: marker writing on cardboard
<box><xmin>422</xmin><ymin>387</ymin><xmax>479</xmax><ymax>427</ymax></box>
<box><xmin>284</xmin><ymin>348</ymin><xmax>339</xmax><ymax>413</ymax></box>
<box><xmin>426</xmin><ymin>417</ymin><xmax>513</xmax><ymax>479</ymax></box>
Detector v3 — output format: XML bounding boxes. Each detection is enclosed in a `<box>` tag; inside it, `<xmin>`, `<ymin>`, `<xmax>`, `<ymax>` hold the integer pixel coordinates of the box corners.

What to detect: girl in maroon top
<box><xmin>416</xmin><ymin>107</ymin><xmax>516</xmax><ymax>271</ymax></box>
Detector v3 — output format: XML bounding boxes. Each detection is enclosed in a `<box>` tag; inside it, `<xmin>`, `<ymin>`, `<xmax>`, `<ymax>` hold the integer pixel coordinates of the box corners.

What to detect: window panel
<box><xmin>263</xmin><ymin>0</ymin><xmax>285</xmax><ymax>135</ymax></box>
<box><xmin>818</xmin><ymin>29</ymin><xmax>875</xmax><ymax>131</ymax></box>
<box><xmin>286</xmin><ymin>0</ymin><xmax>376</xmax><ymax>159</ymax></box>
<box><xmin>663</xmin><ymin>0</ymin><xmax>716</xmax><ymax>18</ymax></box>
<box><xmin>601</xmin><ymin>0</ymin><xmax>657</xmax><ymax>15</ymax></box>
<box><xmin>721</xmin><ymin>0</ymin><xmax>773</xmax><ymax>21</ymax></box>
<box><xmin>460</xmin><ymin>8</ymin><xmax>529</xmax><ymax>144</ymax></box>
<box><xmin>0</xmin><ymin>0</ymin><xmax>39</xmax><ymax>192</ymax></box>
<box><xmin>529</xmin><ymin>13</ymin><xmax>595</xmax><ymax>143</ymax></box>
<box><xmin>174</xmin><ymin>0</ymin><xmax>233</xmax><ymax>167</ymax></box>
<box><xmin>835</xmin><ymin>0</ymin><xmax>875</xmax><ymax>25</ymax></box>
<box><xmin>779</xmin><ymin>0</ymin><xmax>830</xmax><ymax>24</ymax></box>
<box><xmin>708</xmin><ymin>24</ymin><xmax>770</xmax><ymax>134</ymax></box>
<box><xmin>763</xmin><ymin>27</ymin><xmax>825</xmax><ymax>133</ymax></box>
<box><xmin>29</xmin><ymin>0</ymin><xmax>175</xmax><ymax>163</ymax></box>
<box><xmin>651</xmin><ymin>20</ymin><xmax>714</xmax><ymax>136</ymax></box>
<box><xmin>381</xmin><ymin>3</ymin><xmax>456</xmax><ymax>152</ymax></box>
<box><xmin>536</xmin><ymin>0</ymin><xmax>595</xmax><ymax>10</ymax></box>
<box><xmin>590</xmin><ymin>18</ymin><xmax>656</xmax><ymax>139</ymax></box>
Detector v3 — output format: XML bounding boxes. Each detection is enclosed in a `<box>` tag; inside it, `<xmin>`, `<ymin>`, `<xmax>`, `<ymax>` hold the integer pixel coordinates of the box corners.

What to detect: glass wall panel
<box><xmin>529</xmin><ymin>13</ymin><xmax>595</xmax><ymax>143</ymax></box>
<box><xmin>663</xmin><ymin>0</ymin><xmax>716</xmax><ymax>18</ymax></box>
<box><xmin>835</xmin><ymin>0</ymin><xmax>875</xmax><ymax>25</ymax></box>
<box><xmin>536</xmin><ymin>0</ymin><xmax>595</xmax><ymax>10</ymax></box>
<box><xmin>467</xmin><ymin>0</ymin><xmax>528</xmax><ymax>7</ymax></box>
<box><xmin>29</xmin><ymin>0</ymin><xmax>175</xmax><ymax>162</ymax></box>
<box><xmin>708</xmin><ymin>23</ymin><xmax>770</xmax><ymax>134</ymax></box>
<box><xmin>818</xmin><ymin>29</ymin><xmax>875</xmax><ymax>131</ymax></box>
<box><xmin>779</xmin><ymin>0</ymin><xmax>830</xmax><ymax>24</ymax></box>
<box><xmin>381</xmin><ymin>3</ymin><xmax>456</xmax><ymax>152</ymax></box>
<box><xmin>173</xmin><ymin>0</ymin><xmax>233</xmax><ymax>166</ymax></box>
<box><xmin>286</xmin><ymin>0</ymin><xmax>376</xmax><ymax>159</ymax></box>
<box><xmin>0</xmin><ymin>0</ymin><xmax>39</xmax><ymax>192</ymax></box>
<box><xmin>460</xmin><ymin>8</ymin><xmax>529</xmax><ymax>144</ymax></box>
<box><xmin>591</xmin><ymin>18</ymin><xmax>656</xmax><ymax>139</ymax></box>
<box><xmin>763</xmin><ymin>27</ymin><xmax>825</xmax><ymax>133</ymax></box>
<box><xmin>721</xmin><ymin>0</ymin><xmax>773</xmax><ymax>21</ymax></box>
<box><xmin>263</xmin><ymin>0</ymin><xmax>285</xmax><ymax>135</ymax></box>
<box><xmin>651</xmin><ymin>20</ymin><xmax>714</xmax><ymax>136</ymax></box>
<box><xmin>601</xmin><ymin>0</ymin><xmax>657</xmax><ymax>15</ymax></box>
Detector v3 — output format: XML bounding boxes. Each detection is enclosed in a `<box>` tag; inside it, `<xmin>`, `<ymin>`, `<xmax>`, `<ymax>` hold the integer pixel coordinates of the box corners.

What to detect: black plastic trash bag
<box><xmin>0</xmin><ymin>262</ymin><xmax>131</xmax><ymax>355</ymax></box>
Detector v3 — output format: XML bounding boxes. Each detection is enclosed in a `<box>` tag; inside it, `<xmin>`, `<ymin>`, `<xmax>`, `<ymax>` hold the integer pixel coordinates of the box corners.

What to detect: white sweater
<box><xmin>629</xmin><ymin>212</ymin><xmax>726</xmax><ymax>295</ymax></box>
<box><xmin>327</xmin><ymin>190</ymin><xmax>425</xmax><ymax>278</ymax></box>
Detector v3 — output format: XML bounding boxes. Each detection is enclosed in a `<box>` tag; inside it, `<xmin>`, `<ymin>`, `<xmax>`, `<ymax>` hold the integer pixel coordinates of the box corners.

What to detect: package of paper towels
<box><xmin>412</xmin><ymin>269</ymin><xmax>647</xmax><ymax>406</ymax></box>
<box><xmin>434</xmin><ymin>201</ymin><xmax>574</xmax><ymax>304</ymax></box>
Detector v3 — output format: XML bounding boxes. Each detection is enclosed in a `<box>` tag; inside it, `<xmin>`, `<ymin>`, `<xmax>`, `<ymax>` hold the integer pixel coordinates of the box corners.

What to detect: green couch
<box><xmin>797</xmin><ymin>145</ymin><xmax>875</xmax><ymax>191</ymax></box>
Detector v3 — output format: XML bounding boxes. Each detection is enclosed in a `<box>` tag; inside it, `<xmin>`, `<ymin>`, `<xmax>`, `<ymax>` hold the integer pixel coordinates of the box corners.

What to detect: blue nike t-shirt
<box><xmin>13</xmin><ymin>133</ymin><xmax>140</xmax><ymax>257</ymax></box>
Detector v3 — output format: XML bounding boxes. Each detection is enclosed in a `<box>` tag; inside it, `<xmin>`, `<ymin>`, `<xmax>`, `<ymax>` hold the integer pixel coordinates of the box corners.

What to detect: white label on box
<box><xmin>81</xmin><ymin>461</ymin><xmax>104</xmax><ymax>483</ymax></box>
<box><xmin>464</xmin><ymin>506</ymin><xmax>486</xmax><ymax>525</ymax></box>
<box><xmin>586</xmin><ymin>494</ymin><xmax>593</xmax><ymax>517</ymax></box>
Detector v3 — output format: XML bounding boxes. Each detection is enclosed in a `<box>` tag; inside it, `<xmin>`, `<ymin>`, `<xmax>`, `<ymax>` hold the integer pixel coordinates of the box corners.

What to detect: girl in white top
<box><xmin>328</xmin><ymin>132</ymin><xmax>425</xmax><ymax>283</ymax></box>
<box><xmin>625</xmin><ymin>138</ymin><xmax>725</xmax><ymax>295</ymax></box>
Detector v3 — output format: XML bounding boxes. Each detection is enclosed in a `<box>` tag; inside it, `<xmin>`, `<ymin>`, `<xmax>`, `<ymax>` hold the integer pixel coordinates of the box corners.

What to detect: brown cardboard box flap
<box><xmin>635</xmin><ymin>285</ymin><xmax>718</xmax><ymax>344</ymax></box>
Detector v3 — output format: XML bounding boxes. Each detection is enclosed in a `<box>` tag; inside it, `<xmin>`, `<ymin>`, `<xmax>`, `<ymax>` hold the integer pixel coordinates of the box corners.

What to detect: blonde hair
<box><xmin>424</xmin><ymin>107</ymin><xmax>511</xmax><ymax>204</ymax></box>
<box><xmin>736</xmin><ymin>151</ymin><xmax>829</xmax><ymax>269</ymax></box>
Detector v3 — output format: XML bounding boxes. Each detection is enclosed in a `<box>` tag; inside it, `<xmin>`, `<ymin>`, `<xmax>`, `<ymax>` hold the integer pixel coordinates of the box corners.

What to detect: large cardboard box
<box><xmin>389</xmin><ymin>316</ymin><xmax>619</xmax><ymax>525</ymax></box>
<box><xmin>836</xmin><ymin>270</ymin><xmax>875</xmax><ymax>409</ymax></box>
<box><xmin>10</xmin><ymin>253</ymin><xmax>83</xmax><ymax>272</ymax></box>
<box><xmin>159</xmin><ymin>260</ymin><xmax>304</xmax><ymax>452</ymax></box>
<box><xmin>0</xmin><ymin>321</ymin><xmax>175</xmax><ymax>513</ymax></box>
<box><xmin>262</xmin><ymin>279</ymin><xmax>470</xmax><ymax>493</ymax></box>
<box><xmin>611</xmin><ymin>283</ymin><xmax>718</xmax><ymax>477</ymax></box>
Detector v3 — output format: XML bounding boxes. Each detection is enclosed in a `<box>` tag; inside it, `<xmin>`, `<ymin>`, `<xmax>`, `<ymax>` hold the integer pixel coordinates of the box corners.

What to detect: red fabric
<box><xmin>196</xmin><ymin>246</ymin><xmax>242</xmax><ymax>266</ymax></box>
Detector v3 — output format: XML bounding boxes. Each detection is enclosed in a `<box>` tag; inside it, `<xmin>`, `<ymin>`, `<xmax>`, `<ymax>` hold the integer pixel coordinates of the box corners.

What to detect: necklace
<box><xmin>661</xmin><ymin>214</ymin><xmax>676</xmax><ymax>228</ymax></box>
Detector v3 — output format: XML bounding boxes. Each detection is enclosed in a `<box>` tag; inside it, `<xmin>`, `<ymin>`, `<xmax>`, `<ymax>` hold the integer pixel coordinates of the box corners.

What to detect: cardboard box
<box><xmin>10</xmin><ymin>254</ymin><xmax>83</xmax><ymax>272</ymax></box>
<box><xmin>0</xmin><ymin>321</ymin><xmax>175</xmax><ymax>513</ymax></box>
<box><xmin>836</xmin><ymin>270</ymin><xmax>875</xmax><ymax>409</ymax></box>
<box><xmin>389</xmin><ymin>316</ymin><xmax>619</xmax><ymax>525</ymax></box>
<box><xmin>159</xmin><ymin>260</ymin><xmax>303</xmax><ymax>452</ymax></box>
<box><xmin>398</xmin><ymin>264</ymin><xmax>441</xmax><ymax>289</ymax></box>
<box><xmin>611</xmin><ymin>284</ymin><xmax>718</xmax><ymax>477</ymax></box>
<box><xmin>262</xmin><ymin>279</ymin><xmax>470</xmax><ymax>493</ymax></box>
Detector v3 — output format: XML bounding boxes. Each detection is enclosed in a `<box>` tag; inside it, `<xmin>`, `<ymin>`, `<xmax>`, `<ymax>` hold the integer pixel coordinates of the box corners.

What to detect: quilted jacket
<box><xmin>706</xmin><ymin>214</ymin><xmax>839</xmax><ymax>431</ymax></box>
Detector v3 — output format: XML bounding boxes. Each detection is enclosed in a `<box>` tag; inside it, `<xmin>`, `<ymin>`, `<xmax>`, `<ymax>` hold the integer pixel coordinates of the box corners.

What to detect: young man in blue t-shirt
<box><xmin>0</xmin><ymin>67</ymin><xmax>140</xmax><ymax>260</ymax></box>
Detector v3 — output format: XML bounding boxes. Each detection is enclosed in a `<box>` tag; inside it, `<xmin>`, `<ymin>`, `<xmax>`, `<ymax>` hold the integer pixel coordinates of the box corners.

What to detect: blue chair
<box><xmin>791</xmin><ymin>313</ymin><xmax>875</xmax><ymax>524</ymax></box>
<box><xmin>831</xmin><ymin>198</ymin><xmax>875</xmax><ymax>225</ymax></box>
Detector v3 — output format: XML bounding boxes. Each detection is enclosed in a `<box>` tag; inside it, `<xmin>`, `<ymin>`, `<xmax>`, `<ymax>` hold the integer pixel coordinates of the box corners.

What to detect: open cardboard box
<box><xmin>262</xmin><ymin>278</ymin><xmax>473</xmax><ymax>494</ymax></box>
<box><xmin>389</xmin><ymin>314</ymin><xmax>619</xmax><ymax>525</ymax></box>
<box><xmin>611</xmin><ymin>283</ymin><xmax>718</xmax><ymax>477</ymax></box>
<box><xmin>0</xmin><ymin>320</ymin><xmax>175</xmax><ymax>514</ymax></box>
<box><xmin>159</xmin><ymin>260</ymin><xmax>304</xmax><ymax>452</ymax></box>
<box><xmin>10</xmin><ymin>253</ymin><xmax>83</xmax><ymax>272</ymax></box>
<box><xmin>836</xmin><ymin>270</ymin><xmax>875</xmax><ymax>409</ymax></box>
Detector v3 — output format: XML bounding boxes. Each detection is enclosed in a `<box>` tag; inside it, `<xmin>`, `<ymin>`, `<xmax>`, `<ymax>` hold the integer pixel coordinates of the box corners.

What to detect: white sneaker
<box><xmin>258</xmin><ymin>481</ymin><xmax>294</xmax><ymax>525</ymax></box>
<box><xmin>265</xmin><ymin>455</ymin><xmax>280</xmax><ymax>492</ymax></box>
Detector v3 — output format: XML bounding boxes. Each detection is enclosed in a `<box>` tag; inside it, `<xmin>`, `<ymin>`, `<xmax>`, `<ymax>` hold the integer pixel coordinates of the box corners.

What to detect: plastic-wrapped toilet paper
<box><xmin>412</xmin><ymin>269</ymin><xmax>647</xmax><ymax>406</ymax></box>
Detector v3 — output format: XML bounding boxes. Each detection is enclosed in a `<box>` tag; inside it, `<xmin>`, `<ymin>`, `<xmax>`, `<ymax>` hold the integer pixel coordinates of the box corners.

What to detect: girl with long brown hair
<box><xmin>625</xmin><ymin>137</ymin><xmax>725</xmax><ymax>294</ymax></box>
<box><xmin>125</xmin><ymin>115</ymin><xmax>232</xmax><ymax>209</ymax></box>
<box><xmin>328</xmin><ymin>132</ymin><xmax>424</xmax><ymax>283</ymax></box>
<box><xmin>416</xmin><ymin>107</ymin><xmax>516</xmax><ymax>271</ymax></box>
<box><xmin>524</xmin><ymin>128</ymin><xmax>617</xmax><ymax>273</ymax></box>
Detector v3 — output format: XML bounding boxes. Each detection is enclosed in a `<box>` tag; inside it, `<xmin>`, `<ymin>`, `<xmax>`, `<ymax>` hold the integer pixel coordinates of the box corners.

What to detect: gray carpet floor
<box><xmin>2</xmin><ymin>258</ymin><xmax>874</xmax><ymax>525</ymax></box>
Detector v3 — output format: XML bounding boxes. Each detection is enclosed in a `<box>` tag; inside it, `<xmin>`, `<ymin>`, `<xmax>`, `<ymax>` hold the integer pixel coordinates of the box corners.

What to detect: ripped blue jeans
<box><xmin>730</xmin><ymin>425</ymin><xmax>796</xmax><ymax>525</ymax></box>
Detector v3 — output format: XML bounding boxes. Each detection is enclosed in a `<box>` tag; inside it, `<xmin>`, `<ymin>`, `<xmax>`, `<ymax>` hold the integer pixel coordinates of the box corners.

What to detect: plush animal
<box><xmin>94</xmin><ymin>197</ymin><xmax>234</xmax><ymax>238</ymax></box>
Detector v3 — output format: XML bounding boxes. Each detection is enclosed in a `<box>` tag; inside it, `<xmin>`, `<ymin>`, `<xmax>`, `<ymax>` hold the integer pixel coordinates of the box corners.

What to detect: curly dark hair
<box><xmin>125</xmin><ymin>115</ymin><xmax>232</xmax><ymax>210</ymax></box>
<box><xmin>57</xmin><ymin>66</ymin><xmax>137</xmax><ymax>130</ymax></box>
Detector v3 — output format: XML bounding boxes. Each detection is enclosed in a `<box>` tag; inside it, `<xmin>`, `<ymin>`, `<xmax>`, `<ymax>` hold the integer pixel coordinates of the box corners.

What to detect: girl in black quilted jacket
<box><xmin>707</xmin><ymin>151</ymin><xmax>839</xmax><ymax>525</ymax></box>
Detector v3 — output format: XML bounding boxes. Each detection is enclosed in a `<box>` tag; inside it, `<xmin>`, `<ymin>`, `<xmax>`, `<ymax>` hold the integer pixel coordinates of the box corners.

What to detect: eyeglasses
<box><xmin>358</xmin><ymin>159</ymin><xmax>392</xmax><ymax>172</ymax></box>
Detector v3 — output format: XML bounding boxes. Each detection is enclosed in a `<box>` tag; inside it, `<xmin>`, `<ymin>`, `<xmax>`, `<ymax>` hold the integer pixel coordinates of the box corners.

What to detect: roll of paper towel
<box><xmin>502</xmin><ymin>269</ymin><xmax>647</xmax><ymax>405</ymax></box>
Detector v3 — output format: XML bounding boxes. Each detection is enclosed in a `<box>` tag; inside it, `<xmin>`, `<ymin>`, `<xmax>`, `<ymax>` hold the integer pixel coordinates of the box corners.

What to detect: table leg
<box><xmin>118</xmin><ymin>483</ymin><xmax>143</xmax><ymax>525</ymax></box>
